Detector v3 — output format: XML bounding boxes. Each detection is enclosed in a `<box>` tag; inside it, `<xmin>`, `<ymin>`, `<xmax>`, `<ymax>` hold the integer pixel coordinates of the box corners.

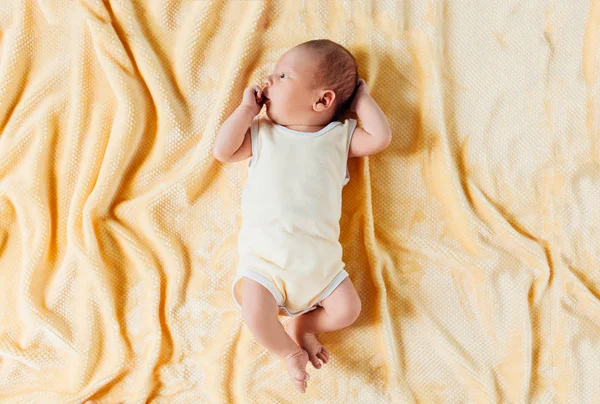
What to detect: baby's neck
<box><xmin>268</xmin><ymin>117</ymin><xmax>336</xmax><ymax>133</ymax></box>
<box><xmin>285</xmin><ymin>124</ymin><xmax>327</xmax><ymax>132</ymax></box>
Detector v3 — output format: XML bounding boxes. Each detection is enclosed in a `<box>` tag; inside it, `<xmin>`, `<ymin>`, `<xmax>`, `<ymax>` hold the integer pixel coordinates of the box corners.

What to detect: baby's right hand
<box><xmin>241</xmin><ymin>84</ymin><xmax>265</xmax><ymax>116</ymax></box>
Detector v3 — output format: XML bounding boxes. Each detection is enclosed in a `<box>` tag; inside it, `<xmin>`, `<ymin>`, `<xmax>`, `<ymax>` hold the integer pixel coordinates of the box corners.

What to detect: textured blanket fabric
<box><xmin>0</xmin><ymin>0</ymin><xmax>599</xmax><ymax>403</ymax></box>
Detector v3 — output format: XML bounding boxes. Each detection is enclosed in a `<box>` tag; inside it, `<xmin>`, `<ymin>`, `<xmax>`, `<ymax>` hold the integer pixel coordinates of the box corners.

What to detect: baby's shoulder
<box><xmin>252</xmin><ymin>115</ymin><xmax>272</xmax><ymax>131</ymax></box>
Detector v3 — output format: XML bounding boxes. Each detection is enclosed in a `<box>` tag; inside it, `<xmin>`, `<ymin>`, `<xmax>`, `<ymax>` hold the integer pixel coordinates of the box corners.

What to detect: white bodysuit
<box><xmin>232</xmin><ymin>116</ymin><xmax>358</xmax><ymax>316</ymax></box>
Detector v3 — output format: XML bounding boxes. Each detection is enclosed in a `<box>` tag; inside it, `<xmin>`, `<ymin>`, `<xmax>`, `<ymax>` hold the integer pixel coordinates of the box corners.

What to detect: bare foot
<box><xmin>283</xmin><ymin>345</ymin><xmax>310</xmax><ymax>393</ymax></box>
<box><xmin>285</xmin><ymin>319</ymin><xmax>330</xmax><ymax>370</ymax></box>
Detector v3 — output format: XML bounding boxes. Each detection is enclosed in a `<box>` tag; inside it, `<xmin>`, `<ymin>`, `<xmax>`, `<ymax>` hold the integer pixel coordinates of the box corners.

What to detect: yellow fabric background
<box><xmin>0</xmin><ymin>0</ymin><xmax>599</xmax><ymax>403</ymax></box>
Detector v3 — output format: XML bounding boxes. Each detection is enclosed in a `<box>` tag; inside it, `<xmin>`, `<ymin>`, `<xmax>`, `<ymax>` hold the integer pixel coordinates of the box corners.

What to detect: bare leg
<box><xmin>285</xmin><ymin>277</ymin><xmax>361</xmax><ymax>369</ymax></box>
<box><xmin>241</xmin><ymin>277</ymin><xmax>311</xmax><ymax>393</ymax></box>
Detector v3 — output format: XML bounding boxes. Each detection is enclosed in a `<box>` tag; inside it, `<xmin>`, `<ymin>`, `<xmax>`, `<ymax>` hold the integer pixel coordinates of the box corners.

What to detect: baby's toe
<box><xmin>297</xmin><ymin>382</ymin><xmax>307</xmax><ymax>393</ymax></box>
<box><xmin>317</xmin><ymin>351</ymin><xmax>328</xmax><ymax>364</ymax></box>
<box><xmin>319</xmin><ymin>348</ymin><xmax>330</xmax><ymax>362</ymax></box>
<box><xmin>291</xmin><ymin>378</ymin><xmax>307</xmax><ymax>393</ymax></box>
<box><xmin>291</xmin><ymin>370</ymin><xmax>309</xmax><ymax>382</ymax></box>
<box><xmin>309</xmin><ymin>355</ymin><xmax>322</xmax><ymax>369</ymax></box>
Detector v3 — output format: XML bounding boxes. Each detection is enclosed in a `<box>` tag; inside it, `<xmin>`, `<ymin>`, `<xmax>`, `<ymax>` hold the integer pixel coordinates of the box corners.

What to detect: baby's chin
<box><xmin>264</xmin><ymin>106</ymin><xmax>280</xmax><ymax>125</ymax></box>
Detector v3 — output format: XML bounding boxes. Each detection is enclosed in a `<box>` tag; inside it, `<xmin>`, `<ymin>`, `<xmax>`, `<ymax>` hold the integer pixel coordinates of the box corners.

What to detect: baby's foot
<box><xmin>285</xmin><ymin>319</ymin><xmax>330</xmax><ymax>370</ymax></box>
<box><xmin>283</xmin><ymin>346</ymin><xmax>310</xmax><ymax>393</ymax></box>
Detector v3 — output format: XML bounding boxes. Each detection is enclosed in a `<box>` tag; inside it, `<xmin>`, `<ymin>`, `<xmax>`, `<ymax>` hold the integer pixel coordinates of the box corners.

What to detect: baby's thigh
<box><xmin>241</xmin><ymin>277</ymin><xmax>279</xmax><ymax>317</ymax></box>
<box><xmin>320</xmin><ymin>277</ymin><xmax>361</xmax><ymax>318</ymax></box>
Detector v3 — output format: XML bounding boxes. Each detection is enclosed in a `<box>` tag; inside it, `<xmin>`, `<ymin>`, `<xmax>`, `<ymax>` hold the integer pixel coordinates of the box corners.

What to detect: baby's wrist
<box><xmin>351</xmin><ymin>93</ymin><xmax>369</xmax><ymax>112</ymax></box>
<box><xmin>239</xmin><ymin>103</ymin><xmax>259</xmax><ymax>117</ymax></box>
<box><xmin>354</xmin><ymin>93</ymin><xmax>373</xmax><ymax>113</ymax></box>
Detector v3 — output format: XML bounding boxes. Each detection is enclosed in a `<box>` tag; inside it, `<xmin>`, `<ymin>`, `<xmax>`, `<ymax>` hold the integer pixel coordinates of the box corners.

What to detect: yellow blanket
<box><xmin>1</xmin><ymin>0</ymin><xmax>599</xmax><ymax>402</ymax></box>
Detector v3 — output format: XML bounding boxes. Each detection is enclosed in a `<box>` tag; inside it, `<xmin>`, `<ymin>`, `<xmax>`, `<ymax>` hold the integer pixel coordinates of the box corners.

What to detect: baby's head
<box><xmin>261</xmin><ymin>39</ymin><xmax>358</xmax><ymax>126</ymax></box>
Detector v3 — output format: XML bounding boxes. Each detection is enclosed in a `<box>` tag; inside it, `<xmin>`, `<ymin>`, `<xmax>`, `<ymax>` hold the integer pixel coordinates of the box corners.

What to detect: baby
<box><xmin>213</xmin><ymin>39</ymin><xmax>391</xmax><ymax>393</ymax></box>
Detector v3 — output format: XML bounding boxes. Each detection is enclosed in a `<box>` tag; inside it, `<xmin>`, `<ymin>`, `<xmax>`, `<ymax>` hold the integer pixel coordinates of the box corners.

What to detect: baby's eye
<box><xmin>279</xmin><ymin>73</ymin><xmax>288</xmax><ymax>78</ymax></box>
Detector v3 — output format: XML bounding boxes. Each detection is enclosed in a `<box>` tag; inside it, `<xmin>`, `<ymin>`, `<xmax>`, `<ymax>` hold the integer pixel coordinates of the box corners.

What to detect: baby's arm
<box><xmin>348</xmin><ymin>79</ymin><xmax>392</xmax><ymax>158</ymax></box>
<box><xmin>213</xmin><ymin>105</ymin><xmax>253</xmax><ymax>163</ymax></box>
<box><xmin>213</xmin><ymin>85</ymin><xmax>264</xmax><ymax>163</ymax></box>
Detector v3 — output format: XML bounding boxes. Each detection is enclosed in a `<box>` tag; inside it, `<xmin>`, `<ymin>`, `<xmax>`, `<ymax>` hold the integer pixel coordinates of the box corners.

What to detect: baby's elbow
<box><xmin>212</xmin><ymin>147</ymin><xmax>230</xmax><ymax>163</ymax></box>
<box><xmin>382</xmin><ymin>136</ymin><xmax>392</xmax><ymax>150</ymax></box>
<box><xmin>377</xmin><ymin>132</ymin><xmax>392</xmax><ymax>152</ymax></box>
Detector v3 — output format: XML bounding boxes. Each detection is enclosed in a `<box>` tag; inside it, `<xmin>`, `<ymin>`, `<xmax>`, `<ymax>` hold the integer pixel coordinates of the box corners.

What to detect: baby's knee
<box><xmin>347</xmin><ymin>295</ymin><xmax>362</xmax><ymax>323</ymax></box>
<box><xmin>336</xmin><ymin>295</ymin><xmax>361</xmax><ymax>326</ymax></box>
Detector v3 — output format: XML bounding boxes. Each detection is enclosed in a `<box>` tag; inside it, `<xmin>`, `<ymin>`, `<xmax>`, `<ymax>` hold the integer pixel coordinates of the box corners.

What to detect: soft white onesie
<box><xmin>232</xmin><ymin>116</ymin><xmax>358</xmax><ymax>316</ymax></box>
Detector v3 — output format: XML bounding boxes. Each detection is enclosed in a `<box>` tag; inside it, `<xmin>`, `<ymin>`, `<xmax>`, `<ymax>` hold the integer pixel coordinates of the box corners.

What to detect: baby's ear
<box><xmin>313</xmin><ymin>90</ymin><xmax>336</xmax><ymax>112</ymax></box>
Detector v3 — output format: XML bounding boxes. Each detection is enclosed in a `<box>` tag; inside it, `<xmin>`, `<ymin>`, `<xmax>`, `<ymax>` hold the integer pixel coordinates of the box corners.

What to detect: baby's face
<box><xmin>261</xmin><ymin>48</ymin><xmax>324</xmax><ymax>125</ymax></box>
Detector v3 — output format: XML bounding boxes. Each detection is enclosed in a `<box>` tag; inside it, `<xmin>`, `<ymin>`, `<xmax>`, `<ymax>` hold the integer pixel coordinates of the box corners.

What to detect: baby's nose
<box><xmin>263</xmin><ymin>75</ymin><xmax>272</xmax><ymax>87</ymax></box>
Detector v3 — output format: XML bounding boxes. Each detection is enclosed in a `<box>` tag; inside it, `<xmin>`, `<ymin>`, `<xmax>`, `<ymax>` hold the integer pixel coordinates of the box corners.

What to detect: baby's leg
<box><xmin>241</xmin><ymin>277</ymin><xmax>311</xmax><ymax>393</ymax></box>
<box><xmin>285</xmin><ymin>277</ymin><xmax>361</xmax><ymax>369</ymax></box>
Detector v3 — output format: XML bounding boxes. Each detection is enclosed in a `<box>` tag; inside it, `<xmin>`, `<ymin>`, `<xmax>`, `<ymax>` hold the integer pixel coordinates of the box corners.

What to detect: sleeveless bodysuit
<box><xmin>231</xmin><ymin>116</ymin><xmax>357</xmax><ymax>316</ymax></box>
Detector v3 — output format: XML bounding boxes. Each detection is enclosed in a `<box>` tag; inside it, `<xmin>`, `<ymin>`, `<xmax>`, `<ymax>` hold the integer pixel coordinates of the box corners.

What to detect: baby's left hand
<box><xmin>349</xmin><ymin>78</ymin><xmax>369</xmax><ymax>112</ymax></box>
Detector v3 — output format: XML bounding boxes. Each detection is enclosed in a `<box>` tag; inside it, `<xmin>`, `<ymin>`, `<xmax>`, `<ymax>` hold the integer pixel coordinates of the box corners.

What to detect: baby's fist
<box><xmin>350</xmin><ymin>78</ymin><xmax>369</xmax><ymax>112</ymax></box>
<box><xmin>241</xmin><ymin>84</ymin><xmax>265</xmax><ymax>115</ymax></box>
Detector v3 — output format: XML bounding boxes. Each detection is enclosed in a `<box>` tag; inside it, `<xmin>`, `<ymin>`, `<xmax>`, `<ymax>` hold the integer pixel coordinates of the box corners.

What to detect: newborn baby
<box><xmin>213</xmin><ymin>39</ymin><xmax>392</xmax><ymax>393</ymax></box>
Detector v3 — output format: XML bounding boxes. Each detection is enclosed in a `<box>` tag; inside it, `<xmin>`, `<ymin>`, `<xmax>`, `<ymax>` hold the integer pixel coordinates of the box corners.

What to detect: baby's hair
<box><xmin>294</xmin><ymin>39</ymin><xmax>359</xmax><ymax>120</ymax></box>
